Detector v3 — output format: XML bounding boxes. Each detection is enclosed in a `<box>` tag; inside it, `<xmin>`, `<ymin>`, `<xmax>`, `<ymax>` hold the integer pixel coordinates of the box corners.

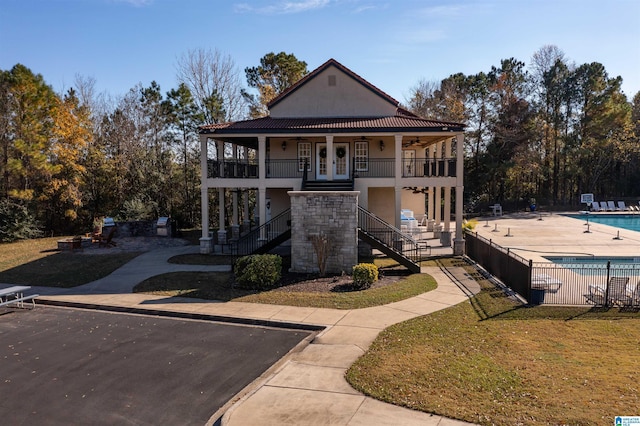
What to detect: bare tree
<box><xmin>175</xmin><ymin>48</ymin><xmax>246</xmax><ymax>123</ymax></box>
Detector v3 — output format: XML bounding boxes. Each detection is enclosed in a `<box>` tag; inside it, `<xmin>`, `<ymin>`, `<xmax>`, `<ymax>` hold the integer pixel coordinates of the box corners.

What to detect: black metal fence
<box><xmin>464</xmin><ymin>231</ymin><xmax>530</xmax><ymax>300</ymax></box>
<box><xmin>464</xmin><ymin>231</ymin><xmax>640</xmax><ymax>307</ymax></box>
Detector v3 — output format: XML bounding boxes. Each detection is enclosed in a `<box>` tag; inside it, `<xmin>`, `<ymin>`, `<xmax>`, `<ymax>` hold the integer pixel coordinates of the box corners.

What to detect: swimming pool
<box><xmin>564</xmin><ymin>213</ymin><xmax>640</xmax><ymax>232</ymax></box>
<box><xmin>544</xmin><ymin>256</ymin><xmax>640</xmax><ymax>265</ymax></box>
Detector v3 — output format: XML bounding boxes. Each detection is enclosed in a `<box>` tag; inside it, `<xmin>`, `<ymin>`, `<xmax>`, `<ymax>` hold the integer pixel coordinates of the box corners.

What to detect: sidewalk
<box><xmin>19</xmin><ymin>246</ymin><xmax>480</xmax><ymax>425</ymax></box>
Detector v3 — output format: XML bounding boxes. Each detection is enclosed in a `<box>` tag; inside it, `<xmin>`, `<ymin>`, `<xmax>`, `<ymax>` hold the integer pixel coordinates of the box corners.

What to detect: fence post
<box><xmin>605</xmin><ymin>260</ymin><xmax>611</xmax><ymax>307</ymax></box>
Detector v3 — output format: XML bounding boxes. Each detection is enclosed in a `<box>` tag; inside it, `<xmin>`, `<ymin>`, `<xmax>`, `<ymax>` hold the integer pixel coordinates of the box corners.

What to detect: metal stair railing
<box><xmin>357</xmin><ymin>206</ymin><xmax>422</xmax><ymax>272</ymax></box>
<box><xmin>231</xmin><ymin>209</ymin><xmax>291</xmax><ymax>256</ymax></box>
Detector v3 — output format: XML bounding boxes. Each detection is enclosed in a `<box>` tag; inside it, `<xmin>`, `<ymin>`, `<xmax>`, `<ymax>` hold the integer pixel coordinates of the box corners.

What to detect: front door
<box><xmin>316</xmin><ymin>143</ymin><xmax>350</xmax><ymax>180</ymax></box>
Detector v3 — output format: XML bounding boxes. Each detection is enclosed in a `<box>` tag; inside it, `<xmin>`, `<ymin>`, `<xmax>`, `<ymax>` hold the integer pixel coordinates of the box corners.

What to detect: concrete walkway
<box><xmin>9</xmin><ymin>246</ymin><xmax>481</xmax><ymax>426</ymax></box>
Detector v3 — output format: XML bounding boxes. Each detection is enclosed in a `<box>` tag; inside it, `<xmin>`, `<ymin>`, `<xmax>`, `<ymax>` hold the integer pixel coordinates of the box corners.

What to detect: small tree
<box><xmin>0</xmin><ymin>198</ymin><xmax>41</xmax><ymax>242</ymax></box>
<box><xmin>310</xmin><ymin>233</ymin><xmax>329</xmax><ymax>276</ymax></box>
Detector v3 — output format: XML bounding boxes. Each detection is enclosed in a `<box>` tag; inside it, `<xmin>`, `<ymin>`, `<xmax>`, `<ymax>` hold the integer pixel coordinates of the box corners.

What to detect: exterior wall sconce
<box><xmin>281</xmin><ymin>141</ymin><xmax>287</xmax><ymax>151</ymax></box>
<box><xmin>379</xmin><ymin>140</ymin><xmax>385</xmax><ymax>151</ymax></box>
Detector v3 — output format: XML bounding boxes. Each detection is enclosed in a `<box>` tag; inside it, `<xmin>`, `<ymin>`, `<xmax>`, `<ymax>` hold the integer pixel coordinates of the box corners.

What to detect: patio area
<box><xmin>469</xmin><ymin>211</ymin><xmax>640</xmax><ymax>306</ymax></box>
<box><xmin>472</xmin><ymin>211</ymin><xmax>640</xmax><ymax>262</ymax></box>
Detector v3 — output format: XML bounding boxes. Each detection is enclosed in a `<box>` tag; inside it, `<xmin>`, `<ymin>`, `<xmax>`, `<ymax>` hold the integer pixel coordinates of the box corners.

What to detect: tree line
<box><xmin>406</xmin><ymin>45</ymin><xmax>640</xmax><ymax>211</ymax></box>
<box><xmin>1</xmin><ymin>46</ymin><xmax>638</xmax><ymax>240</ymax></box>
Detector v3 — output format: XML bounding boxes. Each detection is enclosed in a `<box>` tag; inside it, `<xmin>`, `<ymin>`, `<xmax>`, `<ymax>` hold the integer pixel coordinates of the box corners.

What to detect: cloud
<box><xmin>234</xmin><ymin>0</ymin><xmax>330</xmax><ymax>15</ymax></box>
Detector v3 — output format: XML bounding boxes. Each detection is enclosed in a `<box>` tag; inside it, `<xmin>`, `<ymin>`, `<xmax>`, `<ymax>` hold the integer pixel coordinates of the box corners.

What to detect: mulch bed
<box><xmin>273</xmin><ymin>269</ymin><xmax>408</xmax><ymax>293</ymax></box>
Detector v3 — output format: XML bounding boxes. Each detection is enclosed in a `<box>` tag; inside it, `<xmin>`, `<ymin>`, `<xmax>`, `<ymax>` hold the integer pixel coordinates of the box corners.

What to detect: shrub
<box><xmin>352</xmin><ymin>263</ymin><xmax>378</xmax><ymax>290</ymax></box>
<box><xmin>462</xmin><ymin>218</ymin><xmax>478</xmax><ymax>231</ymax></box>
<box><xmin>234</xmin><ymin>254</ymin><xmax>282</xmax><ymax>290</ymax></box>
<box><xmin>0</xmin><ymin>199</ymin><xmax>41</xmax><ymax>242</ymax></box>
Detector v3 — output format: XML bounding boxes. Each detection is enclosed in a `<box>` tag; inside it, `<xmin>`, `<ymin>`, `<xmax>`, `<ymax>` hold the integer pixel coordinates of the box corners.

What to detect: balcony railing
<box><xmin>206</xmin><ymin>158</ymin><xmax>457</xmax><ymax>179</ymax></box>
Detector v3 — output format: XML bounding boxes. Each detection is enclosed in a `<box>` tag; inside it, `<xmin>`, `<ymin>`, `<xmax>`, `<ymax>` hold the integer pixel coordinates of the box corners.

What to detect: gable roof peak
<box><xmin>267</xmin><ymin>58</ymin><xmax>400</xmax><ymax>110</ymax></box>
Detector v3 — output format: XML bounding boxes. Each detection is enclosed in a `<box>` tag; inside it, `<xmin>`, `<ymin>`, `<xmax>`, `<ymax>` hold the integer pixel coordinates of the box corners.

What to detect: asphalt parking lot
<box><xmin>0</xmin><ymin>306</ymin><xmax>313</xmax><ymax>425</ymax></box>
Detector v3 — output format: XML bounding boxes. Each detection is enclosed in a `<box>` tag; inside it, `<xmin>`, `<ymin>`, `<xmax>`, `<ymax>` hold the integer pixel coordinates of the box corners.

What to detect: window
<box><xmin>298</xmin><ymin>142</ymin><xmax>311</xmax><ymax>171</ymax></box>
<box><xmin>355</xmin><ymin>141</ymin><xmax>368</xmax><ymax>172</ymax></box>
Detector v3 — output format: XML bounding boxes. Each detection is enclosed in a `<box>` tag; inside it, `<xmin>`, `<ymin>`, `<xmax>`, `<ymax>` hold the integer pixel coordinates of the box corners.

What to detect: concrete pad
<box><xmin>473</xmin><ymin>212</ymin><xmax>640</xmax><ymax>262</ymax></box>
<box><xmin>419</xmin><ymin>291</ymin><xmax>468</xmax><ymax>306</ymax></box>
<box><xmin>269</xmin><ymin>305</ymin><xmax>322</xmax><ymax>323</ymax></box>
<box><xmin>292</xmin><ymin>343</ymin><xmax>364</xmax><ymax>368</ymax></box>
<box><xmin>336</xmin><ymin>306</ymin><xmax>418</xmax><ymax>329</ymax></box>
<box><xmin>314</xmin><ymin>325</ymin><xmax>381</xmax><ymax>349</ymax></box>
<box><xmin>221</xmin><ymin>302</ymin><xmax>286</xmax><ymax>319</ymax></box>
<box><xmin>386</xmin><ymin>296</ymin><xmax>454</xmax><ymax>316</ymax></box>
<box><xmin>348</xmin><ymin>397</ymin><xmax>446</xmax><ymax>426</ymax></box>
<box><xmin>224</xmin><ymin>386</ymin><xmax>365</xmax><ymax>426</ymax></box>
<box><xmin>266</xmin><ymin>361</ymin><xmax>359</xmax><ymax>394</ymax></box>
<box><xmin>301</xmin><ymin>307</ymin><xmax>349</xmax><ymax>325</ymax></box>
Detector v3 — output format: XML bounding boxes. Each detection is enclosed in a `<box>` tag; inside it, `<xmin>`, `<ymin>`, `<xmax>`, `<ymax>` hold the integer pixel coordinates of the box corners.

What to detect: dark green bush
<box><xmin>0</xmin><ymin>199</ymin><xmax>41</xmax><ymax>242</ymax></box>
<box><xmin>234</xmin><ymin>254</ymin><xmax>282</xmax><ymax>290</ymax></box>
<box><xmin>352</xmin><ymin>263</ymin><xmax>378</xmax><ymax>290</ymax></box>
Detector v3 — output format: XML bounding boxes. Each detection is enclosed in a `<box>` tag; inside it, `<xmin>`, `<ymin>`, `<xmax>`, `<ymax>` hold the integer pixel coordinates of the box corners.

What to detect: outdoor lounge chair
<box><xmin>606</xmin><ymin>201</ymin><xmax>617</xmax><ymax>211</ymax></box>
<box><xmin>617</xmin><ymin>201</ymin><xmax>628</xmax><ymax>211</ymax></box>
<box><xmin>625</xmin><ymin>281</ymin><xmax>640</xmax><ymax>308</ymax></box>
<box><xmin>531</xmin><ymin>273</ymin><xmax>563</xmax><ymax>293</ymax></box>
<box><xmin>591</xmin><ymin>202</ymin><xmax>602</xmax><ymax>212</ymax></box>
<box><xmin>584</xmin><ymin>276</ymin><xmax>630</xmax><ymax>306</ymax></box>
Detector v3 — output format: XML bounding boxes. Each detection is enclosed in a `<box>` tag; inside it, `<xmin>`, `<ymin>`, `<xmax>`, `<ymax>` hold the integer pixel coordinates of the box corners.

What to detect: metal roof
<box><xmin>199</xmin><ymin>115</ymin><xmax>465</xmax><ymax>135</ymax></box>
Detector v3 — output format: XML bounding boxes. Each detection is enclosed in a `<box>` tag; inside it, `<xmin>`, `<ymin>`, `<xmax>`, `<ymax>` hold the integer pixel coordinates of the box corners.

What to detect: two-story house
<box><xmin>199</xmin><ymin>59</ymin><xmax>465</xmax><ymax>274</ymax></box>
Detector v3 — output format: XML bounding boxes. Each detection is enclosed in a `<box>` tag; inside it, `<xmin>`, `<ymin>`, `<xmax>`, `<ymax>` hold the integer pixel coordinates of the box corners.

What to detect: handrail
<box><xmin>357</xmin><ymin>206</ymin><xmax>422</xmax><ymax>267</ymax></box>
<box><xmin>302</xmin><ymin>158</ymin><xmax>309</xmax><ymax>189</ymax></box>
<box><xmin>231</xmin><ymin>209</ymin><xmax>291</xmax><ymax>256</ymax></box>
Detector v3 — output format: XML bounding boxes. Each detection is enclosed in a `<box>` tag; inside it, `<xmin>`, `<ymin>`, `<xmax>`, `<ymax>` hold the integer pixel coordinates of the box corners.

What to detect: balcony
<box><xmin>206</xmin><ymin>158</ymin><xmax>457</xmax><ymax>179</ymax></box>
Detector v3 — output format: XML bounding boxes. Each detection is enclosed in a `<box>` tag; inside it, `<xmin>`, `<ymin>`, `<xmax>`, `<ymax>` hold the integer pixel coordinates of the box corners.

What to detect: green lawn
<box><xmin>0</xmin><ymin>237</ymin><xmax>140</xmax><ymax>287</ymax></box>
<box><xmin>346</xmin><ymin>259</ymin><xmax>640</xmax><ymax>425</ymax></box>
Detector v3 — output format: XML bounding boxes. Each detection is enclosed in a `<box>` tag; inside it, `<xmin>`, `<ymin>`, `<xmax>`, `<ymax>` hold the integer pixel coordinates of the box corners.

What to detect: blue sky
<box><xmin>1</xmin><ymin>0</ymin><xmax>639</xmax><ymax>106</ymax></box>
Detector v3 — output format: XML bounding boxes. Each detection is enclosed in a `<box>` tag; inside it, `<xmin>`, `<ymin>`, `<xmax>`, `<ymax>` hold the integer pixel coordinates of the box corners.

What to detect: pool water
<box><xmin>544</xmin><ymin>256</ymin><xmax>640</xmax><ymax>265</ymax></box>
<box><xmin>564</xmin><ymin>213</ymin><xmax>640</xmax><ymax>232</ymax></box>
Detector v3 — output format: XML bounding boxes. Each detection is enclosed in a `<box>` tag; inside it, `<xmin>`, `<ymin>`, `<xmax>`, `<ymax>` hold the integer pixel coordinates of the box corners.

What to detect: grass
<box><xmin>135</xmin><ymin>256</ymin><xmax>436</xmax><ymax>309</ymax></box>
<box><xmin>0</xmin><ymin>237</ymin><xmax>140</xmax><ymax>287</ymax></box>
<box><xmin>346</xmin><ymin>259</ymin><xmax>640</xmax><ymax>426</ymax></box>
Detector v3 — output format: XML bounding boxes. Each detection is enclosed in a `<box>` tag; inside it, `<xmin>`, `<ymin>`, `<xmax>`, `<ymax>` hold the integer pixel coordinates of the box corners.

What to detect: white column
<box><xmin>443</xmin><ymin>138</ymin><xmax>452</xmax><ymax>231</ymax></box>
<box><xmin>257</xmin><ymin>135</ymin><xmax>267</xmax><ymax>228</ymax></box>
<box><xmin>394</xmin><ymin>134</ymin><xmax>403</xmax><ymax>228</ymax></box>
<box><xmin>232</xmin><ymin>190</ymin><xmax>239</xmax><ymax>225</ymax></box>
<box><xmin>200</xmin><ymin>137</ymin><xmax>209</xmax><ymax>239</ymax></box>
<box><xmin>434</xmin><ymin>142</ymin><xmax>442</xmax><ymax>227</ymax></box>
<box><xmin>218</xmin><ymin>187</ymin><xmax>225</xmax><ymax>231</ymax></box>
<box><xmin>427</xmin><ymin>144</ymin><xmax>436</xmax><ymax>221</ymax></box>
<box><xmin>326</xmin><ymin>135</ymin><xmax>334</xmax><ymax>180</ymax></box>
<box><xmin>258</xmin><ymin>136</ymin><xmax>266</xmax><ymax>181</ymax></box>
<box><xmin>394</xmin><ymin>134</ymin><xmax>403</xmax><ymax>187</ymax></box>
<box><xmin>454</xmin><ymin>133</ymin><xmax>465</xmax><ymax>255</ymax></box>
<box><xmin>243</xmin><ymin>190</ymin><xmax>250</xmax><ymax>226</ymax></box>
<box><xmin>258</xmin><ymin>187</ymin><xmax>267</xmax><ymax>239</ymax></box>
<box><xmin>199</xmin><ymin>137</ymin><xmax>213</xmax><ymax>253</ymax></box>
<box><xmin>395</xmin><ymin>187</ymin><xmax>402</xmax><ymax>229</ymax></box>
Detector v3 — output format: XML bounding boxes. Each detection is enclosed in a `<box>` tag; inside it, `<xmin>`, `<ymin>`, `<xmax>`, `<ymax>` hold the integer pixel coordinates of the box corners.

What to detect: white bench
<box><xmin>0</xmin><ymin>285</ymin><xmax>38</xmax><ymax>309</ymax></box>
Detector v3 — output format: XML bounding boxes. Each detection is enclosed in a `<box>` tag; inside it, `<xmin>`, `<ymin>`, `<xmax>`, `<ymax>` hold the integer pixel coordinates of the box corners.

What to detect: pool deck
<box><xmin>472</xmin><ymin>211</ymin><xmax>640</xmax><ymax>263</ymax></box>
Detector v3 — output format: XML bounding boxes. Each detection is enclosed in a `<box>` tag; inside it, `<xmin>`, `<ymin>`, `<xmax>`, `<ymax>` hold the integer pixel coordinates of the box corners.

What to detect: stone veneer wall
<box><xmin>289</xmin><ymin>191</ymin><xmax>359</xmax><ymax>274</ymax></box>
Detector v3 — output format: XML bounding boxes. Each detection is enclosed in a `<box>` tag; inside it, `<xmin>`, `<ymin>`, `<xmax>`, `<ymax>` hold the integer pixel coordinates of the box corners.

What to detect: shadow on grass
<box><xmin>0</xmin><ymin>251</ymin><xmax>141</xmax><ymax>288</ymax></box>
<box><xmin>436</xmin><ymin>257</ymin><xmax>640</xmax><ymax>322</ymax></box>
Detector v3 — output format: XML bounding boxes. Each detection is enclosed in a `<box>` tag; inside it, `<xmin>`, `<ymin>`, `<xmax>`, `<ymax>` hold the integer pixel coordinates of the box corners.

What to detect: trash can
<box><xmin>529</xmin><ymin>288</ymin><xmax>545</xmax><ymax>305</ymax></box>
<box><xmin>440</xmin><ymin>231</ymin><xmax>451</xmax><ymax>247</ymax></box>
<box><xmin>157</xmin><ymin>217</ymin><xmax>170</xmax><ymax>237</ymax></box>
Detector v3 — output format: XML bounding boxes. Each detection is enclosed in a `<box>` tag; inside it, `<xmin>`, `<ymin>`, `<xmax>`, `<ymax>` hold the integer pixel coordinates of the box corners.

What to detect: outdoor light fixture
<box><xmin>379</xmin><ymin>140</ymin><xmax>385</xmax><ymax>151</ymax></box>
<box><xmin>281</xmin><ymin>141</ymin><xmax>287</xmax><ymax>151</ymax></box>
